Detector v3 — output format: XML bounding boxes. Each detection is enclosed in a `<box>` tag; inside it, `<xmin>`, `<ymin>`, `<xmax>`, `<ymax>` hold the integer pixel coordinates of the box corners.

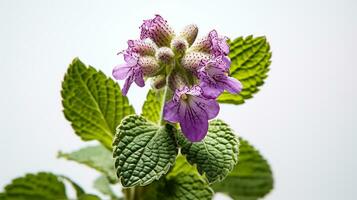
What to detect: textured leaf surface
<box><xmin>1</xmin><ymin>172</ymin><xmax>67</xmax><ymax>200</ymax></box>
<box><xmin>140</xmin><ymin>156</ymin><xmax>213</xmax><ymax>200</ymax></box>
<box><xmin>218</xmin><ymin>36</ymin><xmax>271</xmax><ymax>105</ymax></box>
<box><xmin>178</xmin><ymin>119</ymin><xmax>239</xmax><ymax>183</ymax></box>
<box><xmin>62</xmin><ymin>58</ymin><xmax>135</xmax><ymax>149</ymax></box>
<box><xmin>113</xmin><ymin>115</ymin><xmax>178</xmax><ymax>187</ymax></box>
<box><xmin>141</xmin><ymin>89</ymin><xmax>164</xmax><ymax>124</ymax></box>
<box><xmin>212</xmin><ymin>138</ymin><xmax>274</xmax><ymax>200</ymax></box>
<box><xmin>93</xmin><ymin>176</ymin><xmax>118</xmax><ymax>200</ymax></box>
<box><xmin>58</xmin><ymin>145</ymin><xmax>117</xmax><ymax>182</ymax></box>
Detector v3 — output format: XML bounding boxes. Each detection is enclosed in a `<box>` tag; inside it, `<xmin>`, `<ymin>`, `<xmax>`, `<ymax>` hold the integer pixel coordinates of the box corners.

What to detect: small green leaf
<box><xmin>178</xmin><ymin>119</ymin><xmax>239</xmax><ymax>184</ymax></box>
<box><xmin>1</xmin><ymin>172</ymin><xmax>67</xmax><ymax>200</ymax></box>
<box><xmin>113</xmin><ymin>115</ymin><xmax>178</xmax><ymax>187</ymax></box>
<box><xmin>141</xmin><ymin>89</ymin><xmax>164</xmax><ymax>124</ymax></box>
<box><xmin>93</xmin><ymin>176</ymin><xmax>118</xmax><ymax>200</ymax></box>
<box><xmin>61</xmin><ymin>58</ymin><xmax>135</xmax><ymax>149</ymax></box>
<box><xmin>58</xmin><ymin>145</ymin><xmax>117</xmax><ymax>182</ymax></box>
<box><xmin>218</xmin><ymin>36</ymin><xmax>271</xmax><ymax>105</ymax></box>
<box><xmin>212</xmin><ymin>138</ymin><xmax>274</xmax><ymax>200</ymax></box>
<box><xmin>140</xmin><ymin>156</ymin><xmax>214</xmax><ymax>200</ymax></box>
<box><xmin>60</xmin><ymin>175</ymin><xmax>85</xmax><ymax>197</ymax></box>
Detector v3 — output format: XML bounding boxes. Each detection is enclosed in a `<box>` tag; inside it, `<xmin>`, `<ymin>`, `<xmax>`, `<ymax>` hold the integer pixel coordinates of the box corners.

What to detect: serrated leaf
<box><xmin>212</xmin><ymin>138</ymin><xmax>274</xmax><ymax>200</ymax></box>
<box><xmin>218</xmin><ymin>36</ymin><xmax>271</xmax><ymax>105</ymax></box>
<box><xmin>141</xmin><ymin>89</ymin><xmax>164</xmax><ymax>124</ymax></box>
<box><xmin>58</xmin><ymin>145</ymin><xmax>117</xmax><ymax>182</ymax></box>
<box><xmin>140</xmin><ymin>156</ymin><xmax>214</xmax><ymax>200</ymax></box>
<box><xmin>177</xmin><ymin>119</ymin><xmax>239</xmax><ymax>184</ymax></box>
<box><xmin>1</xmin><ymin>172</ymin><xmax>67</xmax><ymax>200</ymax></box>
<box><xmin>93</xmin><ymin>176</ymin><xmax>118</xmax><ymax>200</ymax></box>
<box><xmin>61</xmin><ymin>58</ymin><xmax>135</xmax><ymax>149</ymax></box>
<box><xmin>113</xmin><ymin>115</ymin><xmax>178</xmax><ymax>187</ymax></box>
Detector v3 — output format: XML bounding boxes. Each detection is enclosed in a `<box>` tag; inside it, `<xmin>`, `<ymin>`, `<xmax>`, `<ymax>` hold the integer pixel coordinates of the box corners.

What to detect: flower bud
<box><xmin>190</xmin><ymin>30</ymin><xmax>229</xmax><ymax>56</ymax></box>
<box><xmin>156</xmin><ymin>47</ymin><xmax>174</xmax><ymax>64</ymax></box>
<box><xmin>151</xmin><ymin>74</ymin><xmax>167</xmax><ymax>90</ymax></box>
<box><xmin>171</xmin><ymin>37</ymin><xmax>189</xmax><ymax>55</ymax></box>
<box><xmin>140</xmin><ymin>15</ymin><xmax>175</xmax><ymax>47</ymax></box>
<box><xmin>181</xmin><ymin>51</ymin><xmax>210</xmax><ymax>71</ymax></box>
<box><xmin>127</xmin><ymin>40</ymin><xmax>157</xmax><ymax>56</ymax></box>
<box><xmin>179</xmin><ymin>24</ymin><xmax>198</xmax><ymax>46</ymax></box>
<box><xmin>138</xmin><ymin>56</ymin><xmax>160</xmax><ymax>77</ymax></box>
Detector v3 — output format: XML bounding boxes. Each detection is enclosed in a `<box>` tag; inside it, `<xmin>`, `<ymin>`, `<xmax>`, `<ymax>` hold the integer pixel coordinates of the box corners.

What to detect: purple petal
<box><xmin>112</xmin><ymin>64</ymin><xmax>131</xmax><ymax>80</ymax></box>
<box><xmin>134</xmin><ymin>70</ymin><xmax>145</xmax><ymax>87</ymax></box>
<box><xmin>192</xmin><ymin>96</ymin><xmax>220</xmax><ymax>120</ymax></box>
<box><xmin>179</xmin><ymin>102</ymin><xmax>209</xmax><ymax>142</ymax></box>
<box><xmin>121</xmin><ymin>76</ymin><xmax>134</xmax><ymax>96</ymax></box>
<box><xmin>123</xmin><ymin>54</ymin><xmax>138</xmax><ymax>66</ymax></box>
<box><xmin>224</xmin><ymin>77</ymin><xmax>243</xmax><ymax>94</ymax></box>
<box><xmin>219</xmin><ymin>39</ymin><xmax>230</xmax><ymax>55</ymax></box>
<box><xmin>200</xmin><ymin>81</ymin><xmax>223</xmax><ymax>99</ymax></box>
<box><xmin>163</xmin><ymin>100</ymin><xmax>180</xmax><ymax>123</ymax></box>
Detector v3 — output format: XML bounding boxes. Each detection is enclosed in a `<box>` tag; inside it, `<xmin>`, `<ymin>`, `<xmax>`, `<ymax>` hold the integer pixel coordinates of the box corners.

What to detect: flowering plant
<box><xmin>1</xmin><ymin>15</ymin><xmax>273</xmax><ymax>200</ymax></box>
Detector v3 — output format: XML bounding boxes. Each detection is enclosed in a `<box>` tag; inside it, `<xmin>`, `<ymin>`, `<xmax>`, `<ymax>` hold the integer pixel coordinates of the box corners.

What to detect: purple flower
<box><xmin>198</xmin><ymin>56</ymin><xmax>242</xmax><ymax>98</ymax></box>
<box><xmin>140</xmin><ymin>15</ymin><xmax>175</xmax><ymax>47</ymax></box>
<box><xmin>191</xmin><ymin>30</ymin><xmax>229</xmax><ymax>57</ymax></box>
<box><xmin>164</xmin><ymin>86</ymin><xmax>220</xmax><ymax>142</ymax></box>
<box><xmin>112</xmin><ymin>52</ymin><xmax>144</xmax><ymax>96</ymax></box>
<box><xmin>208</xmin><ymin>30</ymin><xmax>229</xmax><ymax>56</ymax></box>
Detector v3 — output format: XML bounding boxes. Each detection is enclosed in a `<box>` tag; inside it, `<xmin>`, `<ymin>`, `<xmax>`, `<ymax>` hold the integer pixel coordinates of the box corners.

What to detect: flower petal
<box><xmin>163</xmin><ymin>100</ymin><xmax>180</xmax><ymax>123</ymax></box>
<box><xmin>224</xmin><ymin>77</ymin><xmax>243</xmax><ymax>94</ymax></box>
<box><xmin>112</xmin><ymin>64</ymin><xmax>131</xmax><ymax>80</ymax></box>
<box><xmin>134</xmin><ymin>70</ymin><xmax>145</xmax><ymax>87</ymax></box>
<box><xmin>179</xmin><ymin>102</ymin><xmax>209</xmax><ymax>142</ymax></box>
<box><xmin>121</xmin><ymin>76</ymin><xmax>134</xmax><ymax>96</ymax></box>
<box><xmin>200</xmin><ymin>81</ymin><xmax>223</xmax><ymax>99</ymax></box>
<box><xmin>192</xmin><ymin>96</ymin><xmax>220</xmax><ymax>120</ymax></box>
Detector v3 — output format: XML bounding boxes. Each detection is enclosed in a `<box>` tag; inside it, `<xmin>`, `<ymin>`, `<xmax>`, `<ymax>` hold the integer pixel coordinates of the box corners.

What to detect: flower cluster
<box><xmin>113</xmin><ymin>15</ymin><xmax>242</xmax><ymax>142</ymax></box>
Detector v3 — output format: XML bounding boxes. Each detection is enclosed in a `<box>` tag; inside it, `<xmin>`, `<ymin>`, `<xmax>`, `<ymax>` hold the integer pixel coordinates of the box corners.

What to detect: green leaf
<box><xmin>93</xmin><ymin>176</ymin><xmax>118</xmax><ymax>200</ymax></box>
<box><xmin>61</xmin><ymin>58</ymin><xmax>135</xmax><ymax>149</ymax></box>
<box><xmin>218</xmin><ymin>36</ymin><xmax>271</xmax><ymax>105</ymax></box>
<box><xmin>141</xmin><ymin>89</ymin><xmax>164</xmax><ymax>124</ymax></box>
<box><xmin>178</xmin><ymin>119</ymin><xmax>239</xmax><ymax>184</ymax></box>
<box><xmin>113</xmin><ymin>115</ymin><xmax>178</xmax><ymax>187</ymax></box>
<box><xmin>140</xmin><ymin>156</ymin><xmax>213</xmax><ymax>200</ymax></box>
<box><xmin>1</xmin><ymin>172</ymin><xmax>67</xmax><ymax>200</ymax></box>
<box><xmin>58</xmin><ymin>145</ymin><xmax>117</xmax><ymax>182</ymax></box>
<box><xmin>78</xmin><ymin>194</ymin><xmax>101</xmax><ymax>200</ymax></box>
<box><xmin>212</xmin><ymin>138</ymin><xmax>274</xmax><ymax>200</ymax></box>
<box><xmin>59</xmin><ymin>175</ymin><xmax>85</xmax><ymax>197</ymax></box>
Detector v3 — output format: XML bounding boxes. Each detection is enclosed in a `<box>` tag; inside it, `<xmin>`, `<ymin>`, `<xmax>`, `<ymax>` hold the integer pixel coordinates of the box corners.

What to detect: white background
<box><xmin>1</xmin><ymin>0</ymin><xmax>356</xmax><ymax>199</ymax></box>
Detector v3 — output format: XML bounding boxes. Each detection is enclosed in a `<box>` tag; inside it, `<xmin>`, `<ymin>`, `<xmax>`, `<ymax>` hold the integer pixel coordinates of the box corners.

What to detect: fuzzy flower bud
<box><xmin>156</xmin><ymin>47</ymin><xmax>174</xmax><ymax>64</ymax></box>
<box><xmin>151</xmin><ymin>74</ymin><xmax>167</xmax><ymax>90</ymax></box>
<box><xmin>138</xmin><ymin>56</ymin><xmax>160</xmax><ymax>77</ymax></box>
<box><xmin>181</xmin><ymin>51</ymin><xmax>210</xmax><ymax>71</ymax></box>
<box><xmin>190</xmin><ymin>30</ymin><xmax>229</xmax><ymax>56</ymax></box>
<box><xmin>171</xmin><ymin>37</ymin><xmax>189</xmax><ymax>55</ymax></box>
<box><xmin>179</xmin><ymin>24</ymin><xmax>198</xmax><ymax>46</ymax></box>
<box><xmin>127</xmin><ymin>39</ymin><xmax>157</xmax><ymax>56</ymax></box>
<box><xmin>140</xmin><ymin>15</ymin><xmax>175</xmax><ymax>47</ymax></box>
